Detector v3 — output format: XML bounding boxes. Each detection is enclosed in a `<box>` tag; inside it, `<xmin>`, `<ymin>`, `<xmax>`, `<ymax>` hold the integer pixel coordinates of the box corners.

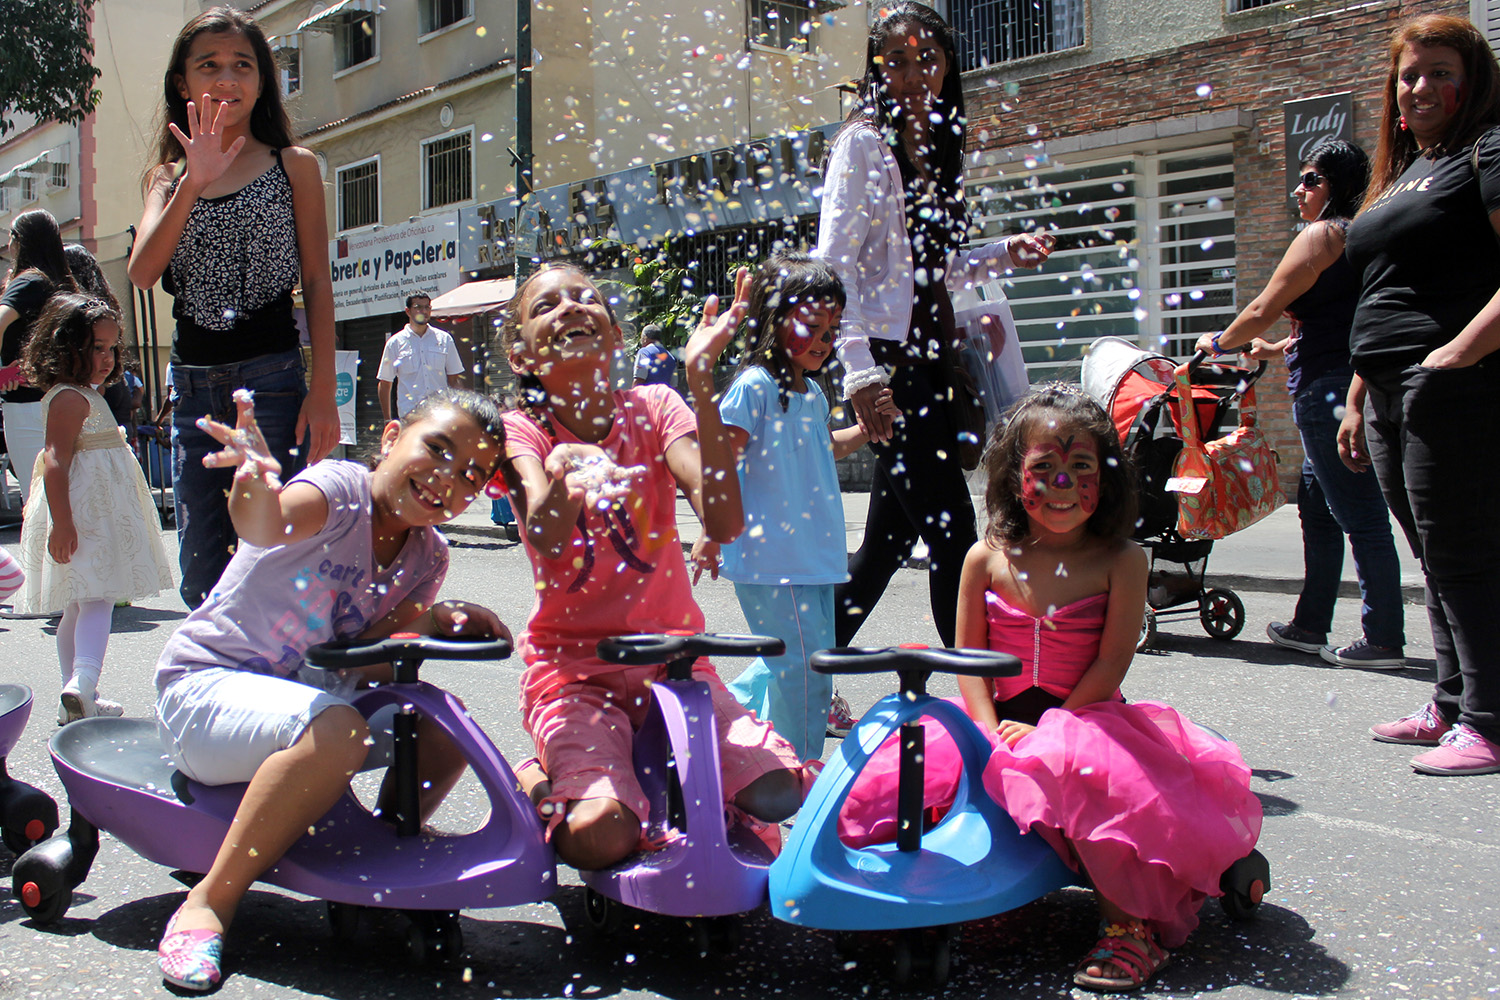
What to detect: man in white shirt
<box><xmin>377</xmin><ymin>293</ymin><xmax>466</xmax><ymax>420</ymax></box>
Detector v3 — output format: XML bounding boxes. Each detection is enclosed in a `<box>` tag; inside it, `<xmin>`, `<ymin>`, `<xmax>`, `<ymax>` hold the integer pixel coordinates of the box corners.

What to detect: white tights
<box><xmin>57</xmin><ymin>599</ymin><xmax>113</xmax><ymax>695</ymax></box>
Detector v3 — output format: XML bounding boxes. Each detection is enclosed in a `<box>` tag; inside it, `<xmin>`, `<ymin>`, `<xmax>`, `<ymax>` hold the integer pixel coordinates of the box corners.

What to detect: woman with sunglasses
<box><xmin>1195</xmin><ymin>139</ymin><xmax>1406</xmax><ymax>673</ymax></box>
<box><xmin>1338</xmin><ymin>16</ymin><xmax>1500</xmax><ymax>776</ymax></box>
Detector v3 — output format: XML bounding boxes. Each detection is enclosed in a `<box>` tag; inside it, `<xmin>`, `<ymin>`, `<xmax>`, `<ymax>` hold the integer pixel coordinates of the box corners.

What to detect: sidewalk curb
<box><xmin>438</xmin><ymin>521</ymin><xmax>1424</xmax><ymax>601</ymax></box>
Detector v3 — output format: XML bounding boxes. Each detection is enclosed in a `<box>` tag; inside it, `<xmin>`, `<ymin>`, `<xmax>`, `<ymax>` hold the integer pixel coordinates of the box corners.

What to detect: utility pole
<box><xmin>514</xmin><ymin>0</ymin><xmax>534</xmax><ymax>281</ymax></box>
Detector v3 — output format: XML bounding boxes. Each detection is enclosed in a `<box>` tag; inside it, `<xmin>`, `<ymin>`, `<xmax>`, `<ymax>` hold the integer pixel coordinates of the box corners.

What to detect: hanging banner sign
<box><xmin>329</xmin><ymin>214</ymin><xmax>461</xmax><ymax>321</ymax></box>
<box><xmin>1283</xmin><ymin>93</ymin><xmax>1353</xmax><ymax>199</ymax></box>
<box><xmin>334</xmin><ymin>349</ymin><xmax>358</xmax><ymax>446</ymax></box>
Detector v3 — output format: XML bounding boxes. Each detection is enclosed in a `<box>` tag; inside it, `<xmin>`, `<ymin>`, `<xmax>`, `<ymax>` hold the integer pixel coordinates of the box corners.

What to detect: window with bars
<box><xmin>951</xmin><ymin>0</ymin><xmax>1085</xmax><ymax>70</ymax></box>
<box><xmin>274</xmin><ymin>43</ymin><xmax>301</xmax><ymax>96</ymax></box>
<box><xmin>336</xmin><ymin>13</ymin><xmax>377</xmax><ymax>71</ymax></box>
<box><xmin>966</xmin><ymin>145</ymin><xmax>1236</xmax><ymax>382</ymax></box>
<box><xmin>421</xmin><ymin>0</ymin><xmax>471</xmax><ymax>35</ymax></box>
<box><xmin>47</xmin><ymin>161</ymin><xmax>68</xmax><ymax>190</ymax></box>
<box><xmin>423</xmin><ymin>131</ymin><xmax>473</xmax><ymax>209</ymax></box>
<box><xmin>337</xmin><ymin>158</ymin><xmax>380</xmax><ymax>231</ymax></box>
<box><xmin>749</xmin><ymin>0</ymin><xmax>816</xmax><ymax>54</ymax></box>
<box><xmin>1227</xmin><ymin>0</ymin><xmax>1276</xmax><ymax>10</ymax></box>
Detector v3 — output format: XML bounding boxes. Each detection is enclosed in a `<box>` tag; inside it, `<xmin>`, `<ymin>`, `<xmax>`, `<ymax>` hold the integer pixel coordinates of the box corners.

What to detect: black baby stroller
<box><xmin>1081</xmin><ymin>337</ymin><xmax>1272</xmax><ymax>649</ymax></box>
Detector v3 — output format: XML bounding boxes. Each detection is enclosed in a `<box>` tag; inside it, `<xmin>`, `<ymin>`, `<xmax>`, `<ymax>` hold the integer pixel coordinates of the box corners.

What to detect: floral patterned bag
<box><xmin>1165</xmin><ymin>363</ymin><xmax>1285</xmax><ymax>540</ymax></box>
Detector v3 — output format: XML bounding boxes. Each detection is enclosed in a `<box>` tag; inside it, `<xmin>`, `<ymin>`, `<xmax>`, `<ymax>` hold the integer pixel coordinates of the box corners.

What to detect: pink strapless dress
<box><xmin>837</xmin><ymin>590</ymin><xmax>1263</xmax><ymax>947</ymax></box>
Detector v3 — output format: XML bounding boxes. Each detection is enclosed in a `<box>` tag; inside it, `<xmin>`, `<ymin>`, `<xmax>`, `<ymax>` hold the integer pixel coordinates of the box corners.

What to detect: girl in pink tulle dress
<box><xmin>838</xmin><ymin>386</ymin><xmax>1263</xmax><ymax>993</ymax></box>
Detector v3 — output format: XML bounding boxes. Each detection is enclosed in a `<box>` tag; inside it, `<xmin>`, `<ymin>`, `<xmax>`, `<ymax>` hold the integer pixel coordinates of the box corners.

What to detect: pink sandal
<box><xmin>1072</xmin><ymin>921</ymin><xmax>1171</xmax><ymax>993</ymax></box>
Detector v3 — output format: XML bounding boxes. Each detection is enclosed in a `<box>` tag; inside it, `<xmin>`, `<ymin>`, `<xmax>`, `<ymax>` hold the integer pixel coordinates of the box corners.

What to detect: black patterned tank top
<box><xmin>165</xmin><ymin>149</ymin><xmax>301</xmax><ymax>365</ymax></box>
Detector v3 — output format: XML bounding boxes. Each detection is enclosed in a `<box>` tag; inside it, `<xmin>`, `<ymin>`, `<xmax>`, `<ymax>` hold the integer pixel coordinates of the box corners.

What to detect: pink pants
<box><xmin>523</xmin><ymin>659</ymin><xmax>802</xmax><ymax>838</ymax></box>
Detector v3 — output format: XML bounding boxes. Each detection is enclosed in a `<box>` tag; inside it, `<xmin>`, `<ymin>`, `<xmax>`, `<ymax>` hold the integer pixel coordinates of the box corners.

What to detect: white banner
<box><xmin>329</xmin><ymin>215</ymin><xmax>461</xmax><ymax>321</ymax></box>
<box><xmin>335</xmin><ymin>350</ymin><xmax>358</xmax><ymax>446</ymax></box>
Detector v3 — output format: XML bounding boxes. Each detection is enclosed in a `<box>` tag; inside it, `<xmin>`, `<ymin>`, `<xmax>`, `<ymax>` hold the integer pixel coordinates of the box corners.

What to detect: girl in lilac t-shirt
<box><xmin>151</xmin><ymin>388</ymin><xmax>510</xmax><ymax>992</ymax></box>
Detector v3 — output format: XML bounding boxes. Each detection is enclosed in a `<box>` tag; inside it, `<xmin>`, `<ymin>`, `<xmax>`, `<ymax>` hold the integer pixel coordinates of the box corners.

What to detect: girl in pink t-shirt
<box><xmin>497</xmin><ymin>263</ymin><xmax>805</xmax><ymax>871</ymax></box>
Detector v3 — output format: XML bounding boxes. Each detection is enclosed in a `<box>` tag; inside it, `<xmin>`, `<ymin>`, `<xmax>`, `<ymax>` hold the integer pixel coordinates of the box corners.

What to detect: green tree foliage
<box><xmin>0</xmin><ymin>0</ymin><xmax>102</xmax><ymax>137</ymax></box>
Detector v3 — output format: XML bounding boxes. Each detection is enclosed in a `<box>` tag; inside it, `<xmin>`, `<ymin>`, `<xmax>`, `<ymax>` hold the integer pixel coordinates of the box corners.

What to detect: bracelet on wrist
<box><xmin>1211</xmin><ymin>333</ymin><xmax>1225</xmax><ymax>356</ymax></box>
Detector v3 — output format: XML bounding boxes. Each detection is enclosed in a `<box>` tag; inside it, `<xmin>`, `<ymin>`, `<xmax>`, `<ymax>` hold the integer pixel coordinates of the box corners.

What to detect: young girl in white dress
<box><xmin>16</xmin><ymin>293</ymin><xmax>172</xmax><ymax>722</ymax></box>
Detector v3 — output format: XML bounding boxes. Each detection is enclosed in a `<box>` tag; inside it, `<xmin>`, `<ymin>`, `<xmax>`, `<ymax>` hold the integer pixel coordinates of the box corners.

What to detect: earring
<box><xmin>1399</xmin><ymin>115</ymin><xmax>1409</xmax><ymax>131</ymax></box>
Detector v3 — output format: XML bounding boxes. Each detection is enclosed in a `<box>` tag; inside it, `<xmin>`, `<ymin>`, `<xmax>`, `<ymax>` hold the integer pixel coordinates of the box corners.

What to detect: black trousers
<box><xmin>1361</xmin><ymin>359</ymin><xmax>1500</xmax><ymax>743</ymax></box>
<box><xmin>836</xmin><ymin>364</ymin><xmax>978</xmax><ymax>647</ymax></box>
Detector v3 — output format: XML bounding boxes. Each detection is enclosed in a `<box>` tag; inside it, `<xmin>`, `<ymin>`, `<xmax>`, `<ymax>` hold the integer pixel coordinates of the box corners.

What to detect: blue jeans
<box><xmin>171</xmin><ymin>350</ymin><xmax>308</xmax><ymax>609</ymax></box>
<box><xmin>1291</xmin><ymin>372</ymin><xmax>1404</xmax><ymax>649</ymax></box>
<box><xmin>726</xmin><ymin>582</ymin><xmax>835</xmax><ymax>763</ymax></box>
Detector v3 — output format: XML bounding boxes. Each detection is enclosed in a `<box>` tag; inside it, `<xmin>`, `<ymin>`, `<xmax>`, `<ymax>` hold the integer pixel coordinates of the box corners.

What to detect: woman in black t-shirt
<box><xmin>1339</xmin><ymin>15</ymin><xmax>1500</xmax><ymax>776</ymax></box>
<box><xmin>0</xmin><ymin>210</ymin><xmax>76</xmax><ymax>506</ymax></box>
<box><xmin>1198</xmin><ymin>139</ymin><xmax>1405</xmax><ymax>671</ymax></box>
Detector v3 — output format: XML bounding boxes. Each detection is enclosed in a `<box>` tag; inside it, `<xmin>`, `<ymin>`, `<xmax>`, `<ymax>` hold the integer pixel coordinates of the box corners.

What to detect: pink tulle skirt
<box><xmin>837</xmin><ymin>698</ymin><xmax>1263</xmax><ymax>947</ymax></box>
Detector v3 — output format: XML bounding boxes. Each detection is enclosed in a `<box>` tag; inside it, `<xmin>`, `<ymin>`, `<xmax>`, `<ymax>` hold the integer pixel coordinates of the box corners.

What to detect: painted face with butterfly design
<box><xmin>1019</xmin><ymin>429</ymin><xmax>1100</xmax><ymax>535</ymax></box>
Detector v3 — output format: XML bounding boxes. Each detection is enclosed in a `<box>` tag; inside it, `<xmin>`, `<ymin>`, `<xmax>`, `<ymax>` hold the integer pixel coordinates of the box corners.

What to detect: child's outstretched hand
<box><xmin>690</xmin><ymin>536</ymin><xmax>722</xmax><ymax>584</ymax></box>
<box><xmin>544</xmin><ymin>443</ymin><xmax>646</xmax><ymax>509</ymax></box>
<box><xmin>683</xmin><ymin>266</ymin><xmax>752</xmax><ymax>382</ymax></box>
<box><xmin>200</xmin><ymin>389</ymin><xmax>283</xmax><ymax>489</ymax></box>
<box><xmin>429</xmin><ymin>600</ymin><xmax>513</xmax><ymax>644</ymax></box>
<box><xmin>996</xmin><ymin>719</ymin><xmax>1036</xmax><ymax>747</ymax></box>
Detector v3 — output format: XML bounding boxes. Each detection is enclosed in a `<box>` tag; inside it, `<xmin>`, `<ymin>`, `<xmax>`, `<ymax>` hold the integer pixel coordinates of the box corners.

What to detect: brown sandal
<box><xmin>1072</xmin><ymin>921</ymin><xmax>1171</xmax><ymax>993</ymax></box>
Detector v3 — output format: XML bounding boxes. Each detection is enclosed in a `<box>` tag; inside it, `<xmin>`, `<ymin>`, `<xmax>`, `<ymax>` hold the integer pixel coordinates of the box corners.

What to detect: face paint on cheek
<box><xmin>783</xmin><ymin>319</ymin><xmax>815</xmax><ymax>356</ymax></box>
<box><xmin>1021</xmin><ymin>470</ymin><xmax>1048</xmax><ymax>511</ymax></box>
<box><xmin>1442</xmin><ymin>81</ymin><xmax>1464</xmax><ymax>115</ymax></box>
<box><xmin>1077</xmin><ymin>470</ymin><xmax>1099</xmax><ymax>515</ymax></box>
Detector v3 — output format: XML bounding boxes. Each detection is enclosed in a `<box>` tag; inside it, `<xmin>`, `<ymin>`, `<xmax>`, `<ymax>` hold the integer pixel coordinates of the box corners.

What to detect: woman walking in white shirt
<box><xmin>818</xmin><ymin>2</ymin><xmax>1052</xmax><ymax>646</ymax></box>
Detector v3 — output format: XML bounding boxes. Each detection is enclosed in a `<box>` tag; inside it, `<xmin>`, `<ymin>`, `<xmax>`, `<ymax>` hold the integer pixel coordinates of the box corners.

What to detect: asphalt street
<box><xmin>0</xmin><ymin>516</ymin><xmax>1496</xmax><ymax>1000</ymax></box>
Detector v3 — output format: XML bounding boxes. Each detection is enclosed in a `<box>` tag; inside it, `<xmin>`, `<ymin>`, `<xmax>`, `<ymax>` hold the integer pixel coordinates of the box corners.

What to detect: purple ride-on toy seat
<box><xmin>0</xmin><ymin>684</ymin><xmax>60</xmax><ymax>856</ymax></box>
<box><xmin>12</xmin><ymin>635</ymin><xmax>555</xmax><ymax>942</ymax></box>
<box><xmin>579</xmin><ymin>633</ymin><xmax>786</xmax><ymax>923</ymax></box>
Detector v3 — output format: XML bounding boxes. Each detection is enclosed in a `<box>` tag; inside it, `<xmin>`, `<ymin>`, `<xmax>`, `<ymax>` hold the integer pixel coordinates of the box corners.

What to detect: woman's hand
<box><xmin>996</xmin><ymin>719</ymin><xmax>1036</xmax><ymax>747</ymax></box>
<box><xmin>296</xmin><ymin>389</ymin><xmax>341</xmax><ymax>465</ymax></box>
<box><xmin>1336</xmin><ymin>406</ymin><xmax>1370</xmax><ymax>473</ymax></box>
<box><xmin>47</xmin><ymin>520</ymin><xmax>78</xmax><ymax>564</ymax></box>
<box><xmin>167</xmin><ymin>93</ymin><xmax>247</xmax><ymax>194</ymax></box>
<box><xmin>200</xmin><ymin>390</ymin><xmax>283</xmax><ymax>489</ymax></box>
<box><xmin>1418</xmin><ymin>342</ymin><xmax>1478</xmax><ymax>369</ymax></box>
<box><xmin>683</xmin><ymin>267</ymin><xmax>752</xmax><ymax>389</ymax></box>
<box><xmin>690</xmin><ymin>536</ymin><xmax>722</xmax><ymax>584</ymax></box>
<box><xmin>850</xmin><ymin>382</ymin><xmax>900</xmax><ymax>444</ymax></box>
<box><xmin>1006</xmin><ymin>231</ymin><xmax>1055</xmax><ymax>269</ymax></box>
<box><xmin>1193</xmin><ymin>332</ymin><xmax>1219</xmax><ymax>357</ymax></box>
<box><xmin>430</xmin><ymin>600</ymin><xmax>511</xmax><ymax>643</ymax></box>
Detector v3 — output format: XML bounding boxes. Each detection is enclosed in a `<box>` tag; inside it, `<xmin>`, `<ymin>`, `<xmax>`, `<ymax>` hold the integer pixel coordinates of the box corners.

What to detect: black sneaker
<box><xmin>1266</xmin><ymin>621</ymin><xmax>1325</xmax><ymax>654</ymax></box>
<box><xmin>1320</xmin><ymin>639</ymin><xmax>1405</xmax><ymax>670</ymax></box>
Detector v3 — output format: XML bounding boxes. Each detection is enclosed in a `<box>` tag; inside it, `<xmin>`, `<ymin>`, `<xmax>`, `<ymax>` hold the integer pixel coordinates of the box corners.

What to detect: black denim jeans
<box><xmin>835</xmin><ymin>364</ymin><xmax>977</xmax><ymax>647</ymax></box>
<box><xmin>1361</xmin><ymin>359</ymin><xmax>1500</xmax><ymax>742</ymax></box>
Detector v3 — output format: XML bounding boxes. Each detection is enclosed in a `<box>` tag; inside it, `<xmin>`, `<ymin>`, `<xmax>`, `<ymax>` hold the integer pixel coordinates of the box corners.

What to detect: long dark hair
<box><xmin>1362</xmin><ymin>15</ymin><xmax>1500</xmax><ymax>211</ymax></box>
<box><xmin>984</xmin><ymin>385</ymin><xmax>1137</xmax><ymax>546</ymax></box>
<box><xmin>733</xmin><ymin>252</ymin><xmax>845</xmax><ymax>412</ymax></box>
<box><xmin>838</xmin><ymin>3</ymin><xmax>966</xmax><ymax>216</ymax></box>
<box><xmin>64</xmin><ymin>244</ymin><xmax>120</xmax><ymax>312</ymax></box>
<box><xmin>7</xmin><ymin>209</ymin><xmax>74</xmax><ymax>289</ymax></box>
<box><xmin>1302</xmin><ymin>139</ymin><xmax>1369</xmax><ymax>222</ymax></box>
<box><xmin>146</xmin><ymin>7</ymin><xmax>295</xmax><ymax>183</ymax></box>
<box><xmin>22</xmin><ymin>293</ymin><xmax>123</xmax><ymax>391</ymax></box>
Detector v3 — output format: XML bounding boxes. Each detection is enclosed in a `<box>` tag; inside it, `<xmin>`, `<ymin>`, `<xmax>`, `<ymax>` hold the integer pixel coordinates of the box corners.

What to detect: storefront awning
<box><xmin>298</xmin><ymin>0</ymin><xmax>382</xmax><ymax>34</ymax></box>
<box><xmin>429</xmin><ymin>278</ymin><xmax>515</xmax><ymax>319</ymax></box>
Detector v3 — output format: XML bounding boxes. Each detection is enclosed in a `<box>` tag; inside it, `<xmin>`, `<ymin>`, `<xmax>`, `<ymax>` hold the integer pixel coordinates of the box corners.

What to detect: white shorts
<box><xmin>156</xmin><ymin>667</ymin><xmax>395</xmax><ymax>786</ymax></box>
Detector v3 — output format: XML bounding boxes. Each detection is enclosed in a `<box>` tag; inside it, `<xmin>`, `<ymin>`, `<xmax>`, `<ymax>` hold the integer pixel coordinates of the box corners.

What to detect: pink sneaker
<box><xmin>1369</xmin><ymin>703</ymin><xmax>1451</xmax><ymax>746</ymax></box>
<box><xmin>1410</xmin><ymin>724</ymin><xmax>1500</xmax><ymax>776</ymax></box>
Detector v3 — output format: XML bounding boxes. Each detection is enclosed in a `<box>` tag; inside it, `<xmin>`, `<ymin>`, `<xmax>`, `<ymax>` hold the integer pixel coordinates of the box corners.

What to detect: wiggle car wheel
<box><xmin>1219</xmin><ymin>849</ymin><xmax>1270</xmax><ymax>921</ymax></box>
<box><xmin>1137</xmin><ymin>608</ymin><xmax>1157</xmax><ymax>652</ymax></box>
<box><xmin>583</xmin><ymin>887</ymin><xmax>625</xmax><ymax>936</ymax></box>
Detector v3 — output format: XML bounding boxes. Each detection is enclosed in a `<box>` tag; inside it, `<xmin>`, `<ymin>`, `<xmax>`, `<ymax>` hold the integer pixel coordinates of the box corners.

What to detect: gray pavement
<box><xmin>3</xmin><ymin>485</ymin><xmax>1493</xmax><ymax>1000</ymax></box>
